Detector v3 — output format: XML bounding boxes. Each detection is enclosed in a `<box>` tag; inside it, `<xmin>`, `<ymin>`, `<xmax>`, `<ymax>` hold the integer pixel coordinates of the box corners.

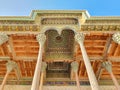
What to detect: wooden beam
<box><xmin>76</xmin><ymin>55</ymin><xmax>103</xmax><ymax>61</ymax></box>
<box><xmin>107</xmin><ymin>57</ymin><xmax>120</xmax><ymax>61</ymax></box>
<box><xmin>0</xmin><ymin>56</ymin><xmax>10</xmax><ymax>61</ymax></box>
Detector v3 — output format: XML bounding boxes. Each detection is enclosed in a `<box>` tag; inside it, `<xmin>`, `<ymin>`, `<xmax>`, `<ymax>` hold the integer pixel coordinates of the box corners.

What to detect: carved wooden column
<box><xmin>39</xmin><ymin>62</ymin><xmax>47</xmax><ymax>90</ymax></box>
<box><xmin>31</xmin><ymin>33</ymin><xmax>46</xmax><ymax>90</ymax></box>
<box><xmin>0</xmin><ymin>60</ymin><xmax>17</xmax><ymax>90</ymax></box>
<box><xmin>71</xmin><ymin>61</ymin><xmax>81</xmax><ymax>90</ymax></box>
<box><xmin>75</xmin><ymin>33</ymin><xmax>100</xmax><ymax>90</ymax></box>
<box><xmin>102</xmin><ymin>61</ymin><xmax>120</xmax><ymax>90</ymax></box>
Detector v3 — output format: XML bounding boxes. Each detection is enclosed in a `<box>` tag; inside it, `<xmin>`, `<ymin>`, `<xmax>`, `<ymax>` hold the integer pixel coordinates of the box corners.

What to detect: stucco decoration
<box><xmin>102</xmin><ymin>61</ymin><xmax>112</xmax><ymax>73</ymax></box>
<box><xmin>45</xmin><ymin>30</ymin><xmax>75</xmax><ymax>61</ymax></box>
<box><xmin>41</xmin><ymin>25</ymin><xmax>78</xmax><ymax>35</ymax></box>
<box><xmin>36</xmin><ymin>33</ymin><xmax>46</xmax><ymax>46</ymax></box>
<box><xmin>0</xmin><ymin>32</ymin><xmax>8</xmax><ymax>45</ymax></box>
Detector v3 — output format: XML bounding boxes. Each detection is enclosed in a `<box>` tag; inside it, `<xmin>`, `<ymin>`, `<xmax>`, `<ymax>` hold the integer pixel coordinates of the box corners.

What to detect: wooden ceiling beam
<box><xmin>85</xmin><ymin>40</ymin><xmax>107</xmax><ymax>43</ymax></box>
<box><xmin>107</xmin><ymin>57</ymin><xmax>120</xmax><ymax>61</ymax></box>
<box><xmin>13</xmin><ymin>56</ymin><xmax>37</xmax><ymax>61</ymax></box>
<box><xmin>0</xmin><ymin>56</ymin><xmax>10</xmax><ymax>61</ymax></box>
<box><xmin>76</xmin><ymin>55</ymin><xmax>103</xmax><ymax>61</ymax></box>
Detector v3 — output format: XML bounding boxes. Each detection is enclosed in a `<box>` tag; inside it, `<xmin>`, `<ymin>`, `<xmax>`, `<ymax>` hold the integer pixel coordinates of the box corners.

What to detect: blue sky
<box><xmin>0</xmin><ymin>0</ymin><xmax>120</xmax><ymax>16</ymax></box>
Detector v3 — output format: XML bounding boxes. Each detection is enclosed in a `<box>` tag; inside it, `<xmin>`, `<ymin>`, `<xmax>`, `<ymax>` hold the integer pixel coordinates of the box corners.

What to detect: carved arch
<box><xmin>41</xmin><ymin>25</ymin><xmax>78</xmax><ymax>35</ymax></box>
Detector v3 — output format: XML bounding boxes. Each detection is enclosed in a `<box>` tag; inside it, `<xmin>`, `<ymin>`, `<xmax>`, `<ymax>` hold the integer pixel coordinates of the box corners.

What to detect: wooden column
<box><xmin>39</xmin><ymin>62</ymin><xmax>47</xmax><ymax>90</ymax></box>
<box><xmin>71</xmin><ymin>61</ymin><xmax>81</xmax><ymax>90</ymax></box>
<box><xmin>75</xmin><ymin>33</ymin><xmax>100</xmax><ymax>90</ymax></box>
<box><xmin>102</xmin><ymin>61</ymin><xmax>120</xmax><ymax>90</ymax></box>
<box><xmin>0</xmin><ymin>60</ymin><xmax>17</xmax><ymax>90</ymax></box>
<box><xmin>31</xmin><ymin>33</ymin><xmax>46</xmax><ymax>90</ymax></box>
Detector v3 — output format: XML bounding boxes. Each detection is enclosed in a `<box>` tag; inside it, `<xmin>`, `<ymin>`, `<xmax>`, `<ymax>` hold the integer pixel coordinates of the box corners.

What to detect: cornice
<box><xmin>0</xmin><ymin>10</ymin><xmax>120</xmax><ymax>23</ymax></box>
<box><xmin>81</xmin><ymin>24</ymin><xmax>120</xmax><ymax>31</ymax></box>
<box><xmin>0</xmin><ymin>10</ymin><xmax>90</xmax><ymax>21</ymax></box>
<box><xmin>88</xmin><ymin>16</ymin><xmax>120</xmax><ymax>20</ymax></box>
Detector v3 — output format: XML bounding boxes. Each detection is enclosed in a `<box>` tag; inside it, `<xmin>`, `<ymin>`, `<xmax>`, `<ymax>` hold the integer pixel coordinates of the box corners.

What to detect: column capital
<box><xmin>0</xmin><ymin>32</ymin><xmax>8</xmax><ymax>45</ymax></box>
<box><xmin>71</xmin><ymin>61</ymin><xmax>79</xmax><ymax>73</ymax></box>
<box><xmin>75</xmin><ymin>33</ymin><xmax>85</xmax><ymax>44</ymax></box>
<box><xmin>41</xmin><ymin>62</ymin><xmax>47</xmax><ymax>72</ymax></box>
<box><xmin>6</xmin><ymin>60</ymin><xmax>17</xmax><ymax>73</ymax></box>
<box><xmin>112</xmin><ymin>32</ymin><xmax>120</xmax><ymax>44</ymax></box>
<box><xmin>102</xmin><ymin>61</ymin><xmax>112</xmax><ymax>73</ymax></box>
<box><xmin>36</xmin><ymin>33</ymin><xmax>46</xmax><ymax>46</ymax></box>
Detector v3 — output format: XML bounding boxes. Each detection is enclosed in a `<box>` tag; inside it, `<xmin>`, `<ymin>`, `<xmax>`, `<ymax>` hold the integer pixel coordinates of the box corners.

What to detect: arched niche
<box><xmin>44</xmin><ymin>29</ymin><xmax>75</xmax><ymax>62</ymax></box>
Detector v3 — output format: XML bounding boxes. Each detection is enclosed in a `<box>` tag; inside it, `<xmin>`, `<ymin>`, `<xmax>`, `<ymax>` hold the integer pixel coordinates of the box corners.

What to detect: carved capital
<box><xmin>0</xmin><ymin>32</ymin><xmax>8</xmax><ymax>45</ymax></box>
<box><xmin>6</xmin><ymin>60</ymin><xmax>17</xmax><ymax>73</ymax></box>
<box><xmin>41</xmin><ymin>62</ymin><xmax>47</xmax><ymax>72</ymax></box>
<box><xmin>102</xmin><ymin>61</ymin><xmax>112</xmax><ymax>73</ymax></box>
<box><xmin>112</xmin><ymin>32</ymin><xmax>120</xmax><ymax>44</ymax></box>
<box><xmin>71</xmin><ymin>61</ymin><xmax>79</xmax><ymax>72</ymax></box>
<box><xmin>36</xmin><ymin>33</ymin><xmax>46</xmax><ymax>46</ymax></box>
<box><xmin>75</xmin><ymin>33</ymin><xmax>85</xmax><ymax>44</ymax></box>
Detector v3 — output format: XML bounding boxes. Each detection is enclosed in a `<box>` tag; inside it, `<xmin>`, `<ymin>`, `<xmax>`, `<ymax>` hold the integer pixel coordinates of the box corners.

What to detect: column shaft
<box><xmin>79</xmin><ymin>42</ymin><xmax>99</xmax><ymax>90</ymax></box>
<box><xmin>71</xmin><ymin>61</ymin><xmax>81</xmax><ymax>90</ymax></box>
<box><xmin>39</xmin><ymin>72</ymin><xmax>44</xmax><ymax>90</ymax></box>
<box><xmin>31</xmin><ymin>45</ymin><xmax>42</xmax><ymax>90</ymax></box>
<box><xmin>75</xmin><ymin>72</ymin><xmax>81</xmax><ymax>90</ymax></box>
<box><xmin>110</xmin><ymin>72</ymin><xmax>120</xmax><ymax>90</ymax></box>
<box><xmin>0</xmin><ymin>72</ymin><xmax>9</xmax><ymax>90</ymax></box>
<box><xmin>0</xmin><ymin>60</ymin><xmax>17</xmax><ymax>90</ymax></box>
<box><xmin>102</xmin><ymin>61</ymin><xmax>120</xmax><ymax>90</ymax></box>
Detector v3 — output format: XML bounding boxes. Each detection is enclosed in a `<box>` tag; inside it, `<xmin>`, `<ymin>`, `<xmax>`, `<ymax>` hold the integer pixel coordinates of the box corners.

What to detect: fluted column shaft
<box><xmin>31</xmin><ymin>34</ymin><xmax>46</xmax><ymax>90</ymax></box>
<box><xmin>102</xmin><ymin>61</ymin><xmax>120</xmax><ymax>90</ymax></box>
<box><xmin>75</xmin><ymin>33</ymin><xmax>99</xmax><ymax>90</ymax></box>
<box><xmin>0</xmin><ymin>60</ymin><xmax>17</xmax><ymax>90</ymax></box>
<box><xmin>39</xmin><ymin>62</ymin><xmax>47</xmax><ymax>90</ymax></box>
<box><xmin>71</xmin><ymin>61</ymin><xmax>81</xmax><ymax>90</ymax></box>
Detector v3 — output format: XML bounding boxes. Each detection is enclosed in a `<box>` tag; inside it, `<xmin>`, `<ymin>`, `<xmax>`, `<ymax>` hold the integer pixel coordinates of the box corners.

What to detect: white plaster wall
<box><xmin>0</xmin><ymin>85</ymin><xmax>118</xmax><ymax>90</ymax></box>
